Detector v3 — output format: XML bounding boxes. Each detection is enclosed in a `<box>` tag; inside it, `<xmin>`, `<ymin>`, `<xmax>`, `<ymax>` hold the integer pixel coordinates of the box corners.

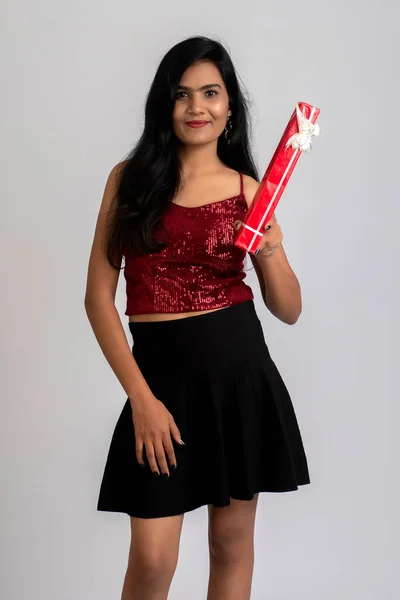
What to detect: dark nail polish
<box><xmin>152</xmin><ymin>471</ymin><xmax>160</xmax><ymax>478</ymax></box>
<box><xmin>163</xmin><ymin>473</ymin><xmax>170</xmax><ymax>480</ymax></box>
<box><xmin>139</xmin><ymin>463</ymin><xmax>145</xmax><ymax>468</ymax></box>
<box><xmin>171</xmin><ymin>464</ymin><xmax>177</xmax><ymax>471</ymax></box>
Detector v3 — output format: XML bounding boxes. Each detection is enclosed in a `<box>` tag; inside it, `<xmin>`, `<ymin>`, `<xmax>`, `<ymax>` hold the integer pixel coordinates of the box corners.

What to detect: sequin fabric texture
<box><xmin>123</xmin><ymin>192</ymin><xmax>254</xmax><ymax>315</ymax></box>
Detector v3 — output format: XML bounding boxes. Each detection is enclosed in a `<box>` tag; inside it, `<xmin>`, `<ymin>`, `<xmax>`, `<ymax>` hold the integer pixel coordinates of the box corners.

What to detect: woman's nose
<box><xmin>188</xmin><ymin>92</ymin><xmax>205</xmax><ymax>113</ymax></box>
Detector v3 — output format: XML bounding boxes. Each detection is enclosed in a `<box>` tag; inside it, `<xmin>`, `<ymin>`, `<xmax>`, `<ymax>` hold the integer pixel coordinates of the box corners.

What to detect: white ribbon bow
<box><xmin>285</xmin><ymin>104</ymin><xmax>320</xmax><ymax>152</ymax></box>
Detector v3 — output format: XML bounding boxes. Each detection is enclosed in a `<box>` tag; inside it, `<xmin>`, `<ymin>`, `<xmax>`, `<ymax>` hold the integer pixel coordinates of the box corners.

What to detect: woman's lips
<box><xmin>186</xmin><ymin>121</ymin><xmax>209</xmax><ymax>128</ymax></box>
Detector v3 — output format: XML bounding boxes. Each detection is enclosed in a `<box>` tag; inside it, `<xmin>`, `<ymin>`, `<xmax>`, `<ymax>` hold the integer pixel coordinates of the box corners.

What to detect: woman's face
<box><xmin>172</xmin><ymin>61</ymin><xmax>231</xmax><ymax>146</ymax></box>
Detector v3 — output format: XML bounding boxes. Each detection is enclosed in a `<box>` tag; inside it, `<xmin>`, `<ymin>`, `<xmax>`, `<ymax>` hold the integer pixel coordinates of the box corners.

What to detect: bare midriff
<box><xmin>128</xmin><ymin>306</ymin><xmax>228</xmax><ymax>323</ymax></box>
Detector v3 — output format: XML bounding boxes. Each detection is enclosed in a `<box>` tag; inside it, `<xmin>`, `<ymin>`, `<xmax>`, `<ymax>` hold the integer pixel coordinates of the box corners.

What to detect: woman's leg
<box><xmin>121</xmin><ymin>513</ymin><xmax>184</xmax><ymax>600</ymax></box>
<box><xmin>207</xmin><ymin>495</ymin><xmax>259</xmax><ymax>600</ymax></box>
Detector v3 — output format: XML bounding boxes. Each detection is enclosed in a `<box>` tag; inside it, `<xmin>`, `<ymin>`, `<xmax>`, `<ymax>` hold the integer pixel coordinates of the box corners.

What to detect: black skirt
<box><xmin>97</xmin><ymin>299</ymin><xmax>310</xmax><ymax>519</ymax></box>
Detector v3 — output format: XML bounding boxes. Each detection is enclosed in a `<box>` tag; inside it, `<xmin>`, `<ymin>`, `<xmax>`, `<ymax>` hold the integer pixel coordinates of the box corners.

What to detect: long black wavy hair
<box><xmin>105</xmin><ymin>35</ymin><xmax>260</xmax><ymax>268</ymax></box>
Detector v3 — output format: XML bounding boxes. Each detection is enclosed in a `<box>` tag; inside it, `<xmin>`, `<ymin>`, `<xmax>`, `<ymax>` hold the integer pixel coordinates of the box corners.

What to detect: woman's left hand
<box><xmin>254</xmin><ymin>213</ymin><xmax>283</xmax><ymax>257</ymax></box>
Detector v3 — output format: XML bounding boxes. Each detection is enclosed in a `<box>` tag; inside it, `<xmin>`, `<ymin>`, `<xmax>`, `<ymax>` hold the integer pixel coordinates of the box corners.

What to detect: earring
<box><xmin>224</xmin><ymin>116</ymin><xmax>233</xmax><ymax>146</ymax></box>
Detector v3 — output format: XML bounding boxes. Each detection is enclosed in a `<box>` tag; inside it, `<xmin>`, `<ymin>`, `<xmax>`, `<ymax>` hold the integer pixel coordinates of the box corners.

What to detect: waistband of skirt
<box><xmin>128</xmin><ymin>299</ymin><xmax>256</xmax><ymax>334</ymax></box>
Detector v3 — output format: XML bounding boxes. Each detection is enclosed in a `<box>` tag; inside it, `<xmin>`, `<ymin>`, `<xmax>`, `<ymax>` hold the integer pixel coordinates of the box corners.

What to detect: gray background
<box><xmin>1</xmin><ymin>0</ymin><xmax>399</xmax><ymax>598</ymax></box>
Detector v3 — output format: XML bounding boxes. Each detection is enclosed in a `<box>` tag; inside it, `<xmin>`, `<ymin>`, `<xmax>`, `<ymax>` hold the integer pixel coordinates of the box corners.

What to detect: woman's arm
<box><xmin>84</xmin><ymin>163</ymin><xmax>152</xmax><ymax>405</ymax></box>
<box><xmin>250</xmin><ymin>246</ymin><xmax>302</xmax><ymax>325</ymax></box>
<box><xmin>243</xmin><ymin>175</ymin><xmax>302</xmax><ymax>325</ymax></box>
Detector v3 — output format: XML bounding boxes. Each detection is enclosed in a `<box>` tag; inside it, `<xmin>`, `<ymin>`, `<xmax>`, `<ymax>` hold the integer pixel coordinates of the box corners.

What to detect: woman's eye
<box><xmin>175</xmin><ymin>90</ymin><xmax>218</xmax><ymax>99</ymax></box>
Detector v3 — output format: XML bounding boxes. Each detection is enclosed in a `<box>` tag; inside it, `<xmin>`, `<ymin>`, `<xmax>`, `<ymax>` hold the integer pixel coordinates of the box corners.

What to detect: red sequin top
<box><xmin>123</xmin><ymin>171</ymin><xmax>254</xmax><ymax>315</ymax></box>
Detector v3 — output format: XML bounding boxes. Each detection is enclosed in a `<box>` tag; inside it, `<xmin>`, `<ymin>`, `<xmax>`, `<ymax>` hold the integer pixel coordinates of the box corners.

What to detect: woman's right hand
<box><xmin>130</xmin><ymin>395</ymin><xmax>184</xmax><ymax>478</ymax></box>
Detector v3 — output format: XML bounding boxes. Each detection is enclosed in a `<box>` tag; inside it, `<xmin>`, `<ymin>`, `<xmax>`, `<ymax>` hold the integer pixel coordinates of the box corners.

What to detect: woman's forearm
<box><xmin>255</xmin><ymin>244</ymin><xmax>302</xmax><ymax>325</ymax></box>
<box><xmin>84</xmin><ymin>299</ymin><xmax>153</xmax><ymax>407</ymax></box>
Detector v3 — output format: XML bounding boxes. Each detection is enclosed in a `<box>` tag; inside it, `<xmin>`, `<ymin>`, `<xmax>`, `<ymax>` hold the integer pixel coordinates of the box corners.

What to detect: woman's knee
<box><xmin>208</xmin><ymin>498</ymin><xmax>258</xmax><ymax>565</ymax></box>
<box><xmin>209</xmin><ymin>522</ymin><xmax>254</xmax><ymax>565</ymax></box>
<box><xmin>127</xmin><ymin>547</ymin><xmax>176</xmax><ymax>586</ymax></box>
<box><xmin>125</xmin><ymin>514</ymin><xmax>183</xmax><ymax>587</ymax></box>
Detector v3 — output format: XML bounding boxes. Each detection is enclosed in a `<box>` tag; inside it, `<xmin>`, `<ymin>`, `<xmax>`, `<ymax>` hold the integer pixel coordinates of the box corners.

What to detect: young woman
<box><xmin>85</xmin><ymin>36</ymin><xmax>310</xmax><ymax>600</ymax></box>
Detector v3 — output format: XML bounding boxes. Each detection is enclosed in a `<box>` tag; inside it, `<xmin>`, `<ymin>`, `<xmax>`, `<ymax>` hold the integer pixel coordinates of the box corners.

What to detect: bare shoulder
<box><xmin>107</xmin><ymin>159</ymin><xmax>128</xmax><ymax>188</ymax></box>
<box><xmin>83</xmin><ymin>161</ymin><xmax>128</xmax><ymax>304</ymax></box>
<box><xmin>242</xmin><ymin>174</ymin><xmax>260</xmax><ymax>210</ymax></box>
<box><xmin>241</xmin><ymin>174</ymin><xmax>277</xmax><ymax>224</ymax></box>
<box><xmin>99</xmin><ymin>160</ymin><xmax>128</xmax><ymax>212</ymax></box>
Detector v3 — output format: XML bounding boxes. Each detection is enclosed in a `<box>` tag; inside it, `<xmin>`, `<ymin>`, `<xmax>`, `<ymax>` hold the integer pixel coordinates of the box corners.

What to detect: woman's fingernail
<box><xmin>139</xmin><ymin>463</ymin><xmax>145</xmax><ymax>468</ymax></box>
<box><xmin>163</xmin><ymin>473</ymin><xmax>170</xmax><ymax>480</ymax></box>
<box><xmin>179</xmin><ymin>439</ymin><xmax>185</xmax><ymax>445</ymax></box>
<box><xmin>171</xmin><ymin>464</ymin><xmax>177</xmax><ymax>471</ymax></box>
<box><xmin>152</xmin><ymin>471</ymin><xmax>160</xmax><ymax>478</ymax></box>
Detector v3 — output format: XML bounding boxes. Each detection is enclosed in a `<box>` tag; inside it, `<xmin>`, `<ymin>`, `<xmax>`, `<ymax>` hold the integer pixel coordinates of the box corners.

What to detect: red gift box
<box><xmin>234</xmin><ymin>102</ymin><xmax>321</xmax><ymax>254</ymax></box>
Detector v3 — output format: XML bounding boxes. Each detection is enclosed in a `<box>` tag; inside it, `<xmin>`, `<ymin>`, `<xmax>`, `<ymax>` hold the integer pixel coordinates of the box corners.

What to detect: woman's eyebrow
<box><xmin>176</xmin><ymin>84</ymin><xmax>222</xmax><ymax>91</ymax></box>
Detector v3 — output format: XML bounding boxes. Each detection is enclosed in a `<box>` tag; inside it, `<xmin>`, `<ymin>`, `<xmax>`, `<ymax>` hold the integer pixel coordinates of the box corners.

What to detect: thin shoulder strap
<box><xmin>239</xmin><ymin>171</ymin><xmax>244</xmax><ymax>196</ymax></box>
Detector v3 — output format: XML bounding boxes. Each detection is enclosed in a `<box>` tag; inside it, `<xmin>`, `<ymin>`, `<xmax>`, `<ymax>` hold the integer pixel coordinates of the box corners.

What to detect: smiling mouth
<box><xmin>186</xmin><ymin>121</ymin><xmax>210</xmax><ymax>128</ymax></box>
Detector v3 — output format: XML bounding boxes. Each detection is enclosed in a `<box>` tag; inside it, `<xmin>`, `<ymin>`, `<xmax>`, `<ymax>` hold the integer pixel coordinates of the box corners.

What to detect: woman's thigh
<box><xmin>207</xmin><ymin>496</ymin><xmax>259</xmax><ymax>562</ymax></box>
<box><xmin>127</xmin><ymin>513</ymin><xmax>185</xmax><ymax>574</ymax></box>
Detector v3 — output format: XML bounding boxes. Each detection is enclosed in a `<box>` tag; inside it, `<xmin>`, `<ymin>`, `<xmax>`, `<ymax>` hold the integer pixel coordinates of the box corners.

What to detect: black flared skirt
<box><xmin>97</xmin><ymin>300</ymin><xmax>310</xmax><ymax>519</ymax></box>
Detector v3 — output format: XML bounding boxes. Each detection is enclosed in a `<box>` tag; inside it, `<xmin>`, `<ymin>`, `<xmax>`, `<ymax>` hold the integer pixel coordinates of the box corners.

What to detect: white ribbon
<box><xmin>234</xmin><ymin>220</ymin><xmax>264</xmax><ymax>237</ymax></box>
<box><xmin>285</xmin><ymin>103</ymin><xmax>320</xmax><ymax>152</ymax></box>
